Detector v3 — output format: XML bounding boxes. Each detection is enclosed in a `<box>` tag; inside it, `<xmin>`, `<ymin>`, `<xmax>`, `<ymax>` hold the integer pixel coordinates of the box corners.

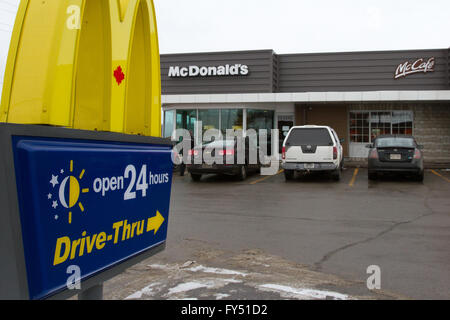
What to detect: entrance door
<box><xmin>277</xmin><ymin>114</ymin><xmax>294</xmax><ymax>154</ymax></box>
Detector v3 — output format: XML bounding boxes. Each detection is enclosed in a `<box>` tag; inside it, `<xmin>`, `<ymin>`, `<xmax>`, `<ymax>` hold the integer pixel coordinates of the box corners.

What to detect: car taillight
<box><xmin>188</xmin><ymin>149</ymin><xmax>199</xmax><ymax>156</ymax></box>
<box><xmin>369</xmin><ymin>149</ymin><xmax>379</xmax><ymax>159</ymax></box>
<box><xmin>171</xmin><ymin>150</ymin><xmax>178</xmax><ymax>163</ymax></box>
<box><xmin>282</xmin><ymin>147</ymin><xmax>286</xmax><ymax>160</ymax></box>
<box><xmin>414</xmin><ymin>149</ymin><xmax>422</xmax><ymax>159</ymax></box>
<box><xmin>333</xmin><ymin>146</ymin><xmax>338</xmax><ymax>160</ymax></box>
<box><xmin>218</xmin><ymin>149</ymin><xmax>235</xmax><ymax>156</ymax></box>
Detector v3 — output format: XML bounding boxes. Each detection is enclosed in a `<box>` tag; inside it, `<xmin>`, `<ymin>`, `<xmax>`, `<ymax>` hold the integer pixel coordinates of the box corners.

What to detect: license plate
<box><xmin>390</xmin><ymin>154</ymin><xmax>402</xmax><ymax>160</ymax></box>
<box><xmin>202</xmin><ymin>164</ymin><xmax>213</xmax><ymax>169</ymax></box>
<box><xmin>304</xmin><ymin>163</ymin><xmax>315</xmax><ymax>169</ymax></box>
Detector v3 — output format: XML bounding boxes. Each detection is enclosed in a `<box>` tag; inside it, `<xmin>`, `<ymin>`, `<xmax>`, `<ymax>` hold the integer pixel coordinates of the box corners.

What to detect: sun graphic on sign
<box><xmin>48</xmin><ymin>160</ymin><xmax>89</xmax><ymax>224</ymax></box>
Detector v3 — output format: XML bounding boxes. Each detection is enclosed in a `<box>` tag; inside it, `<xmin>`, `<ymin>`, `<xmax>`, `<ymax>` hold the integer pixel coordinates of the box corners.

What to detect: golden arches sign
<box><xmin>0</xmin><ymin>0</ymin><xmax>161</xmax><ymax>137</ymax></box>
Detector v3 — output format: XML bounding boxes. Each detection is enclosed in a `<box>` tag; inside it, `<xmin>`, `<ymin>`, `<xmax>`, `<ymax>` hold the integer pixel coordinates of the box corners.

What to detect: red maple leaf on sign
<box><xmin>114</xmin><ymin>66</ymin><xmax>125</xmax><ymax>85</ymax></box>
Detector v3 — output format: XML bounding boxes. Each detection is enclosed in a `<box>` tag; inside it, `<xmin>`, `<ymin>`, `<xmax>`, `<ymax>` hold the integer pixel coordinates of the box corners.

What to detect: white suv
<box><xmin>281</xmin><ymin>125</ymin><xmax>344</xmax><ymax>181</ymax></box>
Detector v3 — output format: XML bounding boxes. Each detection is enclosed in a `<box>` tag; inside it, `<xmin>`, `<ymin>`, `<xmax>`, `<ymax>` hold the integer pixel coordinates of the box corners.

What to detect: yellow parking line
<box><xmin>250</xmin><ymin>169</ymin><xmax>284</xmax><ymax>185</ymax></box>
<box><xmin>349</xmin><ymin>168</ymin><xmax>359</xmax><ymax>187</ymax></box>
<box><xmin>431</xmin><ymin>169</ymin><xmax>450</xmax><ymax>183</ymax></box>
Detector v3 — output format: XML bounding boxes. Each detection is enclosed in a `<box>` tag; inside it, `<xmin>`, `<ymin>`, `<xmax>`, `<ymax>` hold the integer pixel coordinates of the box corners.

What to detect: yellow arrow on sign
<box><xmin>147</xmin><ymin>211</ymin><xmax>165</xmax><ymax>235</ymax></box>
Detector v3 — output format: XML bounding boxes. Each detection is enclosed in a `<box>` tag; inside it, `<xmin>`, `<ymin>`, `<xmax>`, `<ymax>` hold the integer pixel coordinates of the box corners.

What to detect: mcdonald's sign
<box><xmin>1</xmin><ymin>0</ymin><xmax>162</xmax><ymax>137</ymax></box>
<box><xmin>0</xmin><ymin>1</ymin><xmax>173</xmax><ymax>300</ymax></box>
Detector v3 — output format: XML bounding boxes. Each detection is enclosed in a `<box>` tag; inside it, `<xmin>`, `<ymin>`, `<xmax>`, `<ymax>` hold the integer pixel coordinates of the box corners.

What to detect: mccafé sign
<box><xmin>394</xmin><ymin>57</ymin><xmax>435</xmax><ymax>79</ymax></box>
<box><xmin>168</xmin><ymin>64</ymin><xmax>249</xmax><ymax>78</ymax></box>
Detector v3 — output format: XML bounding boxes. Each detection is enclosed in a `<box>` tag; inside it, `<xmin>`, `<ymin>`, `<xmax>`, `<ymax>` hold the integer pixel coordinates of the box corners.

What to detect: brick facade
<box><xmin>413</xmin><ymin>104</ymin><xmax>450</xmax><ymax>162</ymax></box>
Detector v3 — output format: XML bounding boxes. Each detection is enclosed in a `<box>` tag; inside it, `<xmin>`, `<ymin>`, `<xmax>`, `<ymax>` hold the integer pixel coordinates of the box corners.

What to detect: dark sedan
<box><xmin>366</xmin><ymin>135</ymin><xmax>424</xmax><ymax>181</ymax></box>
<box><xmin>187</xmin><ymin>138</ymin><xmax>263</xmax><ymax>181</ymax></box>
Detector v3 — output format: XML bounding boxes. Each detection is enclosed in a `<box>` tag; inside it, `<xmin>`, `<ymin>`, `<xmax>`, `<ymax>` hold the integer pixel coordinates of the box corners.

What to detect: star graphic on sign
<box><xmin>54</xmin><ymin>215</ymin><xmax>59</xmax><ymax>220</ymax></box>
<box><xmin>52</xmin><ymin>201</ymin><xmax>58</xmax><ymax>209</ymax></box>
<box><xmin>50</xmin><ymin>175</ymin><xmax>59</xmax><ymax>188</ymax></box>
<box><xmin>47</xmin><ymin>193</ymin><xmax>52</xmax><ymax>200</ymax></box>
<box><xmin>60</xmin><ymin>169</ymin><xmax>64</xmax><ymax>174</ymax></box>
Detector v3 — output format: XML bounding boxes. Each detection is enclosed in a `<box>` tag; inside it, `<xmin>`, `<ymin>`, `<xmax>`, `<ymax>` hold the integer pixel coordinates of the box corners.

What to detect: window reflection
<box><xmin>176</xmin><ymin>110</ymin><xmax>197</xmax><ymax>134</ymax></box>
<box><xmin>163</xmin><ymin>110</ymin><xmax>174</xmax><ymax>138</ymax></box>
<box><xmin>247</xmin><ymin>109</ymin><xmax>274</xmax><ymax>131</ymax></box>
<box><xmin>198</xmin><ymin>109</ymin><xmax>220</xmax><ymax>136</ymax></box>
<box><xmin>168</xmin><ymin>108</ymin><xmax>276</xmax><ymax>154</ymax></box>
<box><xmin>370</xmin><ymin>112</ymin><xmax>392</xmax><ymax>141</ymax></box>
<box><xmin>221</xmin><ymin>109</ymin><xmax>243</xmax><ymax>135</ymax></box>
<box><xmin>247</xmin><ymin>109</ymin><xmax>274</xmax><ymax>155</ymax></box>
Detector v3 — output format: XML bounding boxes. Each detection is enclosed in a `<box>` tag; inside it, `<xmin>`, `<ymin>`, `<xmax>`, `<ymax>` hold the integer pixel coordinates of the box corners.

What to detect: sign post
<box><xmin>78</xmin><ymin>285</ymin><xmax>104</xmax><ymax>301</ymax></box>
<box><xmin>0</xmin><ymin>0</ymin><xmax>171</xmax><ymax>300</ymax></box>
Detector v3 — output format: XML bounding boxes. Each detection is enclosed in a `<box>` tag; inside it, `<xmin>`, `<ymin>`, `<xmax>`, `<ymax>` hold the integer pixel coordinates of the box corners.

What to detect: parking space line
<box><xmin>430</xmin><ymin>169</ymin><xmax>450</xmax><ymax>183</ymax></box>
<box><xmin>250</xmin><ymin>169</ymin><xmax>284</xmax><ymax>185</ymax></box>
<box><xmin>349</xmin><ymin>168</ymin><xmax>359</xmax><ymax>187</ymax></box>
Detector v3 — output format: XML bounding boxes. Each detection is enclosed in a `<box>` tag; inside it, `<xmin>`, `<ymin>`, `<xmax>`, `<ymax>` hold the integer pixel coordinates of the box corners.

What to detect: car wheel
<box><xmin>284</xmin><ymin>169</ymin><xmax>294</xmax><ymax>181</ymax></box>
<box><xmin>237</xmin><ymin>165</ymin><xmax>248</xmax><ymax>181</ymax></box>
<box><xmin>368</xmin><ymin>172</ymin><xmax>377</xmax><ymax>180</ymax></box>
<box><xmin>180</xmin><ymin>164</ymin><xmax>186</xmax><ymax>176</ymax></box>
<box><xmin>415</xmin><ymin>171</ymin><xmax>424</xmax><ymax>182</ymax></box>
<box><xmin>332</xmin><ymin>169</ymin><xmax>341</xmax><ymax>181</ymax></box>
<box><xmin>191</xmin><ymin>173</ymin><xmax>202</xmax><ymax>182</ymax></box>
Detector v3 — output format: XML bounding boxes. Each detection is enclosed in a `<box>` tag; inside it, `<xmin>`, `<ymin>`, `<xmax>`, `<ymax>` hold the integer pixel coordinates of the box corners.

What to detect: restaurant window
<box><xmin>350</xmin><ymin>111</ymin><xmax>413</xmax><ymax>143</ymax></box>
<box><xmin>392</xmin><ymin>111</ymin><xmax>413</xmax><ymax>135</ymax></box>
<box><xmin>247</xmin><ymin>109</ymin><xmax>275</xmax><ymax>155</ymax></box>
<box><xmin>247</xmin><ymin>109</ymin><xmax>274</xmax><ymax>132</ymax></box>
<box><xmin>198</xmin><ymin>109</ymin><xmax>220</xmax><ymax>136</ymax></box>
<box><xmin>221</xmin><ymin>109</ymin><xmax>243</xmax><ymax>135</ymax></box>
<box><xmin>176</xmin><ymin>109</ymin><xmax>197</xmax><ymax>135</ymax></box>
<box><xmin>370</xmin><ymin>112</ymin><xmax>392</xmax><ymax>141</ymax></box>
<box><xmin>349</xmin><ymin>112</ymin><xmax>370</xmax><ymax>143</ymax></box>
<box><xmin>163</xmin><ymin>110</ymin><xmax>175</xmax><ymax>138</ymax></box>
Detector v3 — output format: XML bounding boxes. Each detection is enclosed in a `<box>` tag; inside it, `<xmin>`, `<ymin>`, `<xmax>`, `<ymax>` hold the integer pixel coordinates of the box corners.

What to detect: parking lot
<box><xmin>105</xmin><ymin>167</ymin><xmax>450</xmax><ymax>300</ymax></box>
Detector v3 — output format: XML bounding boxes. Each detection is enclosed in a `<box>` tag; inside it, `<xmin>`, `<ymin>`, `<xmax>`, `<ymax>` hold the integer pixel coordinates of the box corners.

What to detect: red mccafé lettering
<box><xmin>394</xmin><ymin>57</ymin><xmax>435</xmax><ymax>79</ymax></box>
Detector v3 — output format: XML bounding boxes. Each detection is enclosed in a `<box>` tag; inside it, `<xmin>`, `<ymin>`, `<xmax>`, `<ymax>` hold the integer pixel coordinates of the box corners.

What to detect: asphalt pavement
<box><xmin>104</xmin><ymin>167</ymin><xmax>450</xmax><ymax>300</ymax></box>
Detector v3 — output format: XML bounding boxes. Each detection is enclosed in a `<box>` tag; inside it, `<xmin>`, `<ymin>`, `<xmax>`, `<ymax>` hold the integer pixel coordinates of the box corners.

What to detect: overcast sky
<box><xmin>1</xmin><ymin>0</ymin><xmax>449</xmax><ymax>98</ymax></box>
<box><xmin>154</xmin><ymin>0</ymin><xmax>450</xmax><ymax>54</ymax></box>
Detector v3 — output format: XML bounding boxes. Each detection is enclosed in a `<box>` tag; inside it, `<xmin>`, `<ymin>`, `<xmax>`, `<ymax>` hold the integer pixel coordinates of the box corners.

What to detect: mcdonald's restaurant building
<box><xmin>161</xmin><ymin>48</ymin><xmax>450</xmax><ymax>163</ymax></box>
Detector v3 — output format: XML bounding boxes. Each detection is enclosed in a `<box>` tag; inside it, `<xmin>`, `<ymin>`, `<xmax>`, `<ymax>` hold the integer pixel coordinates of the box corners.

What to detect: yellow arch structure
<box><xmin>0</xmin><ymin>0</ymin><xmax>161</xmax><ymax>137</ymax></box>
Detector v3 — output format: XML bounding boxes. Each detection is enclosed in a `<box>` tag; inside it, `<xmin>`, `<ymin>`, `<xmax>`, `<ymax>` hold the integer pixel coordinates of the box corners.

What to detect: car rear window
<box><xmin>286</xmin><ymin>128</ymin><xmax>334</xmax><ymax>146</ymax></box>
<box><xmin>375</xmin><ymin>137</ymin><xmax>416</xmax><ymax>148</ymax></box>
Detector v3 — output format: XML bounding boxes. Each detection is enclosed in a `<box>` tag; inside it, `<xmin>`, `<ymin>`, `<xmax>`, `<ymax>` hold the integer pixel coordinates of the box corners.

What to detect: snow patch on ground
<box><xmin>259</xmin><ymin>284</ymin><xmax>349</xmax><ymax>300</ymax></box>
<box><xmin>186</xmin><ymin>265</ymin><xmax>248</xmax><ymax>276</ymax></box>
<box><xmin>166</xmin><ymin>278</ymin><xmax>244</xmax><ymax>297</ymax></box>
<box><xmin>148</xmin><ymin>263</ymin><xmax>248</xmax><ymax>277</ymax></box>
<box><xmin>220</xmin><ymin>278</ymin><xmax>243</xmax><ymax>284</ymax></box>
<box><xmin>125</xmin><ymin>282</ymin><xmax>161</xmax><ymax>300</ymax></box>
<box><xmin>214</xmin><ymin>293</ymin><xmax>230</xmax><ymax>300</ymax></box>
<box><xmin>148</xmin><ymin>263</ymin><xmax>172</xmax><ymax>270</ymax></box>
<box><xmin>167</xmin><ymin>281</ymin><xmax>215</xmax><ymax>295</ymax></box>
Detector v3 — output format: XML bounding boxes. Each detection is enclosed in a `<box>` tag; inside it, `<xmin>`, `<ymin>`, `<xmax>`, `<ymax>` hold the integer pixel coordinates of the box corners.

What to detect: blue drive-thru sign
<box><xmin>11</xmin><ymin>136</ymin><xmax>173</xmax><ymax>300</ymax></box>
